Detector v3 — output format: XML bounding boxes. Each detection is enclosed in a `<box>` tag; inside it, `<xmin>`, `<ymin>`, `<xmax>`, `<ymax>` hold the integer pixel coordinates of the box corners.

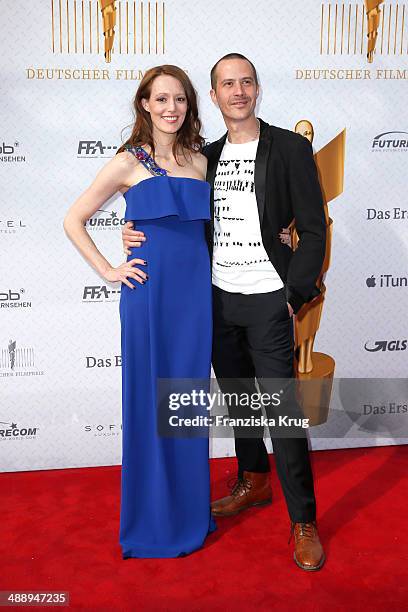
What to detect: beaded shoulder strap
<box><xmin>125</xmin><ymin>144</ymin><xmax>168</xmax><ymax>177</ymax></box>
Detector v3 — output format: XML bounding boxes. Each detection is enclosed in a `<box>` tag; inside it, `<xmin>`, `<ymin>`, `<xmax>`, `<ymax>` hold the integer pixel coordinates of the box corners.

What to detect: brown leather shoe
<box><xmin>211</xmin><ymin>471</ymin><xmax>272</xmax><ymax>517</ymax></box>
<box><xmin>289</xmin><ymin>521</ymin><xmax>325</xmax><ymax>571</ymax></box>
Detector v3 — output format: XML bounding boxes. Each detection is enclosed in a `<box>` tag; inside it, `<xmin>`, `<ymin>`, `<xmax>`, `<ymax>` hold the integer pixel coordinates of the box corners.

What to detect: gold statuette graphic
<box><xmin>364</xmin><ymin>0</ymin><xmax>384</xmax><ymax>62</ymax></box>
<box><xmin>98</xmin><ymin>0</ymin><xmax>117</xmax><ymax>62</ymax></box>
<box><xmin>291</xmin><ymin>120</ymin><xmax>346</xmax><ymax>425</ymax></box>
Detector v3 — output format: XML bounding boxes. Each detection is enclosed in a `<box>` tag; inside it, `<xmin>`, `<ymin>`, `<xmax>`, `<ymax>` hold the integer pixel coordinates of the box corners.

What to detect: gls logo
<box><xmin>78</xmin><ymin>141</ymin><xmax>118</xmax><ymax>157</ymax></box>
<box><xmin>364</xmin><ymin>340</ymin><xmax>407</xmax><ymax>352</ymax></box>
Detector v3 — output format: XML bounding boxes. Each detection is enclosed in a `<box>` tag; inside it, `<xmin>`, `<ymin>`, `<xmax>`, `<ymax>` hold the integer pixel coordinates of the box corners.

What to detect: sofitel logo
<box><xmin>0</xmin><ymin>340</ymin><xmax>44</xmax><ymax>377</ymax></box>
<box><xmin>372</xmin><ymin>131</ymin><xmax>408</xmax><ymax>151</ymax></box>
<box><xmin>84</xmin><ymin>423</ymin><xmax>122</xmax><ymax>436</ymax></box>
<box><xmin>0</xmin><ymin>219</ymin><xmax>27</xmax><ymax>234</ymax></box>
<box><xmin>0</xmin><ymin>420</ymin><xmax>39</xmax><ymax>441</ymax></box>
<box><xmin>364</xmin><ymin>339</ymin><xmax>407</xmax><ymax>351</ymax></box>
<box><xmin>83</xmin><ymin>285</ymin><xmax>121</xmax><ymax>302</ymax></box>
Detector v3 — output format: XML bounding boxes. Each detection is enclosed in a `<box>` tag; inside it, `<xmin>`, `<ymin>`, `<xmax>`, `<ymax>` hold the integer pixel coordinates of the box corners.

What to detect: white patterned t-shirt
<box><xmin>212</xmin><ymin>138</ymin><xmax>284</xmax><ymax>294</ymax></box>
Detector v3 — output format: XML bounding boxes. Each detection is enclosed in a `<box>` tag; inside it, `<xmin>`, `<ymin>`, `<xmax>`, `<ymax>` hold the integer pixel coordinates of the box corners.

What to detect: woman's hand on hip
<box><xmin>103</xmin><ymin>258</ymin><xmax>148</xmax><ymax>289</ymax></box>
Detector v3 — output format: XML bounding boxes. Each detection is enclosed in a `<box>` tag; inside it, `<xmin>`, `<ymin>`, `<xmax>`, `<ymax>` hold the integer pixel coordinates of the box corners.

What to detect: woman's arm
<box><xmin>63</xmin><ymin>152</ymin><xmax>147</xmax><ymax>288</ymax></box>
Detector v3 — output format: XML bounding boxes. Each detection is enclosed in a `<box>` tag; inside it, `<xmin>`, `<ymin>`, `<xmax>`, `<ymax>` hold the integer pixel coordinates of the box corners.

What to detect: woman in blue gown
<box><xmin>64</xmin><ymin>65</ymin><xmax>216</xmax><ymax>558</ymax></box>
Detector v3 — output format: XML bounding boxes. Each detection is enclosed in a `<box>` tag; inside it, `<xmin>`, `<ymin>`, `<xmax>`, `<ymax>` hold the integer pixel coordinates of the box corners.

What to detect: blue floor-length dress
<box><xmin>119</xmin><ymin>149</ymin><xmax>216</xmax><ymax>559</ymax></box>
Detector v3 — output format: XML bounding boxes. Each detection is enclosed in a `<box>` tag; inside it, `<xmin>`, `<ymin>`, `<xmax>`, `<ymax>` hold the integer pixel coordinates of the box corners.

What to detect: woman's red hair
<box><xmin>117</xmin><ymin>65</ymin><xmax>204</xmax><ymax>162</ymax></box>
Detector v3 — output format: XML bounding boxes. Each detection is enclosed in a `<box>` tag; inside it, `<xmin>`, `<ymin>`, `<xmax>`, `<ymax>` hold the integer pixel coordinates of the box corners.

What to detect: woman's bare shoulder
<box><xmin>114</xmin><ymin>150</ymin><xmax>139</xmax><ymax>168</ymax></box>
<box><xmin>189</xmin><ymin>149</ymin><xmax>207</xmax><ymax>176</ymax></box>
<box><xmin>99</xmin><ymin>150</ymin><xmax>141</xmax><ymax>193</ymax></box>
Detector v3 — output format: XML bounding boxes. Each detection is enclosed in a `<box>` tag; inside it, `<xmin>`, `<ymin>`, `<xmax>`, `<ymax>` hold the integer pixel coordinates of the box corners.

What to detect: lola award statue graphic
<box><xmin>291</xmin><ymin>121</ymin><xmax>346</xmax><ymax>425</ymax></box>
<box><xmin>98</xmin><ymin>0</ymin><xmax>117</xmax><ymax>62</ymax></box>
<box><xmin>364</xmin><ymin>0</ymin><xmax>384</xmax><ymax>62</ymax></box>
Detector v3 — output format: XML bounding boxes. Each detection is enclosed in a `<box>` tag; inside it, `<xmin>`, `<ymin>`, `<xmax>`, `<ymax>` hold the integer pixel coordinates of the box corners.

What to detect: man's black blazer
<box><xmin>203</xmin><ymin>118</ymin><xmax>326</xmax><ymax>315</ymax></box>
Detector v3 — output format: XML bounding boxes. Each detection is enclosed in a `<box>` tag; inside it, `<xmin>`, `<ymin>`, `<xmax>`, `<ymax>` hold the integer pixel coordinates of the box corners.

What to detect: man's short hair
<box><xmin>210</xmin><ymin>53</ymin><xmax>259</xmax><ymax>89</ymax></box>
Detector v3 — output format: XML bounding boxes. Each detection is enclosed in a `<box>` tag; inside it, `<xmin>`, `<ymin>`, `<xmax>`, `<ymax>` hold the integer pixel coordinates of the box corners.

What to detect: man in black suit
<box><xmin>122</xmin><ymin>54</ymin><xmax>326</xmax><ymax>571</ymax></box>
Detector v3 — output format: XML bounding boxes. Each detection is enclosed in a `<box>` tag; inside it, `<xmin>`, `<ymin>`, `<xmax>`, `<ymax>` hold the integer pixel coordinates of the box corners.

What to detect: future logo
<box><xmin>372</xmin><ymin>131</ymin><xmax>408</xmax><ymax>151</ymax></box>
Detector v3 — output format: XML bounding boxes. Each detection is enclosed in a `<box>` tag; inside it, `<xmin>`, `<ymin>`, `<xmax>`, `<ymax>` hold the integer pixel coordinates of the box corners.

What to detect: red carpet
<box><xmin>1</xmin><ymin>446</ymin><xmax>407</xmax><ymax>611</ymax></box>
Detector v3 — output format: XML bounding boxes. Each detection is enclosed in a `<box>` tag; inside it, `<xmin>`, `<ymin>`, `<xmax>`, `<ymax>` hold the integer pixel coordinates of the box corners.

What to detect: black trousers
<box><xmin>212</xmin><ymin>284</ymin><xmax>316</xmax><ymax>523</ymax></box>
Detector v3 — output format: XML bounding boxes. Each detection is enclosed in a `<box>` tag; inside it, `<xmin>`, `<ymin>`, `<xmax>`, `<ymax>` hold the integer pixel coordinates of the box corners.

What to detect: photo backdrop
<box><xmin>1</xmin><ymin>1</ymin><xmax>407</xmax><ymax>471</ymax></box>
